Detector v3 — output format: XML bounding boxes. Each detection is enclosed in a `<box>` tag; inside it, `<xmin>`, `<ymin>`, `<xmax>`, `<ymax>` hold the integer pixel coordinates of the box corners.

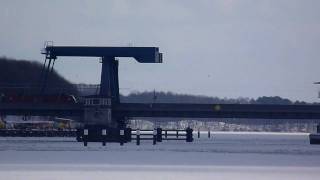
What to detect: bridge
<box><xmin>2</xmin><ymin>102</ymin><xmax>320</xmax><ymax>120</ymax></box>
<box><xmin>1</xmin><ymin>44</ymin><xmax>320</xmax><ymax>144</ymax></box>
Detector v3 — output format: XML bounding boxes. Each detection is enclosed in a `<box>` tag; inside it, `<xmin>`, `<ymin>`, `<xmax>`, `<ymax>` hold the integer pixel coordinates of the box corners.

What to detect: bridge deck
<box><xmin>2</xmin><ymin>102</ymin><xmax>319</xmax><ymax>120</ymax></box>
<box><xmin>114</xmin><ymin>103</ymin><xmax>320</xmax><ymax>119</ymax></box>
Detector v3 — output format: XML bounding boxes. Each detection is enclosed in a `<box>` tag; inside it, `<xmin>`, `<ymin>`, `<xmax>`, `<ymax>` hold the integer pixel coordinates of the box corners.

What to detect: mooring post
<box><xmin>102</xmin><ymin>129</ymin><xmax>106</xmax><ymax>146</ymax></box>
<box><xmin>208</xmin><ymin>128</ymin><xmax>211</xmax><ymax>138</ymax></box>
<box><xmin>198</xmin><ymin>129</ymin><xmax>200</xmax><ymax>138</ymax></box>
<box><xmin>156</xmin><ymin>128</ymin><xmax>162</xmax><ymax>142</ymax></box>
<box><xmin>120</xmin><ymin>129</ymin><xmax>124</xmax><ymax>146</ymax></box>
<box><xmin>176</xmin><ymin>130</ymin><xmax>179</xmax><ymax>138</ymax></box>
<box><xmin>136</xmin><ymin>129</ymin><xmax>140</xmax><ymax>146</ymax></box>
<box><xmin>83</xmin><ymin>129</ymin><xmax>88</xmax><ymax>146</ymax></box>
<box><xmin>186</xmin><ymin>127</ymin><xmax>193</xmax><ymax>142</ymax></box>
<box><xmin>153</xmin><ymin>129</ymin><xmax>157</xmax><ymax>145</ymax></box>
<box><xmin>165</xmin><ymin>130</ymin><xmax>168</xmax><ymax>139</ymax></box>
<box><xmin>317</xmin><ymin>124</ymin><xmax>320</xmax><ymax>133</ymax></box>
<box><xmin>126</xmin><ymin>128</ymin><xmax>132</xmax><ymax>142</ymax></box>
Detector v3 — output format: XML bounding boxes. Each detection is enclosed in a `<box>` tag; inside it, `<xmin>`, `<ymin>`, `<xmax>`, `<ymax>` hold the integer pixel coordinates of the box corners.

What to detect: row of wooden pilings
<box><xmin>133</xmin><ymin>127</ymin><xmax>194</xmax><ymax>145</ymax></box>
<box><xmin>130</xmin><ymin>128</ymin><xmax>213</xmax><ymax>146</ymax></box>
<box><xmin>81</xmin><ymin>127</ymin><xmax>195</xmax><ymax>146</ymax></box>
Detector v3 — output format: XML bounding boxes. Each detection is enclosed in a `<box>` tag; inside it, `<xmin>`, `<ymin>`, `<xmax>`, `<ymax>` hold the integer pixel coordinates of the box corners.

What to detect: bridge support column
<box><xmin>99</xmin><ymin>57</ymin><xmax>125</xmax><ymax>138</ymax></box>
<box><xmin>100</xmin><ymin>57</ymin><xmax>119</xmax><ymax>103</ymax></box>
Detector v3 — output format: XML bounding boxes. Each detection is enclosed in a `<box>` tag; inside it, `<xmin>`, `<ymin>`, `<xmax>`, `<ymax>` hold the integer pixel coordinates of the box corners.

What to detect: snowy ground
<box><xmin>0</xmin><ymin>132</ymin><xmax>320</xmax><ymax>180</ymax></box>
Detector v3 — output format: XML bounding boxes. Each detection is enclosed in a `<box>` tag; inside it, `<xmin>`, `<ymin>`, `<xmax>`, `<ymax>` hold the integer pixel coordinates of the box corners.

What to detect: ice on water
<box><xmin>0</xmin><ymin>132</ymin><xmax>320</xmax><ymax>180</ymax></box>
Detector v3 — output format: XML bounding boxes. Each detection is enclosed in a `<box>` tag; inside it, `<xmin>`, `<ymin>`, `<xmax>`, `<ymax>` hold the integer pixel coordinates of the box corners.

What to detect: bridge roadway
<box><xmin>1</xmin><ymin>102</ymin><xmax>320</xmax><ymax>120</ymax></box>
<box><xmin>114</xmin><ymin>103</ymin><xmax>320</xmax><ymax>120</ymax></box>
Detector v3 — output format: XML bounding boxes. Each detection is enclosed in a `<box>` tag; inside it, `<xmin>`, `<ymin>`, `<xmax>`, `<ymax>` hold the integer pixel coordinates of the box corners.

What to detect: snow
<box><xmin>1</xmin><ymin>165</ymin><xmax>320</xmax><ymax>180</ymax></box>
<box><xmin>0</xmin><ymin>132</ymin><xmax>320</xmax><ymax>179</ymax></box>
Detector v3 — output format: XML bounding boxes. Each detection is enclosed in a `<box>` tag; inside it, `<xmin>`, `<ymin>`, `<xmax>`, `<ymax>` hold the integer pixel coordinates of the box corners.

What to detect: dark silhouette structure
<box><xmin>0</xmin><ymin>44</ymin><xmax>320</xmax><ymax>144</ymax></box>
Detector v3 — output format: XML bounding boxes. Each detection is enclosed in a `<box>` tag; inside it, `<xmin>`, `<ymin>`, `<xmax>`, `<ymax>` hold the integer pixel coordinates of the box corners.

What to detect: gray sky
<box><xmin>1</xmin><ymin>0</ymin><xmax>320</xmax><ymax>102</ymax></box>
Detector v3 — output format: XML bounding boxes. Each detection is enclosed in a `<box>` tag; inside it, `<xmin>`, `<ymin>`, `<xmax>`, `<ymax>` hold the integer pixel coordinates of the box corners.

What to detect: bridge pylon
<box><xmin>40</xmin><ymin>45</ymin><xmax>162</xmax><ymax>143</ymax></box>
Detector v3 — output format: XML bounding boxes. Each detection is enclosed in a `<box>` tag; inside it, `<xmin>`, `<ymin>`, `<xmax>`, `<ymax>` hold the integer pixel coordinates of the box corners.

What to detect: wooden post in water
<box><xmin>102</xmin><ymin>129</ymin><xmax>107</xmax><ymax>146</ymax></box>
<box><xmin>136</xmin><ymin>129</ymin><xmax>140</xmax><ymax>146</ymax></box>
<box><xmin>153</xmin><ymin>129</ymin><xmax>157</xmax><ymax>145</ymax></box>
<box><xmin>120</xmin><ymin>129</ymin><xmax>124</xmax><ymax>146</ymax></box>
<box><xmin>83</xmin><ymin>129</ymin><xmax>88</xmax><ymax>146</ymax></box>
<box><xmin>156</xmin><ymin>128</ymin><xmax>162</xmax><ymax>142</ymax></box>
<box><xmin>186</xmin><ymin>127</ymin><xmax>193</xmax><ymax>142</ymax></box>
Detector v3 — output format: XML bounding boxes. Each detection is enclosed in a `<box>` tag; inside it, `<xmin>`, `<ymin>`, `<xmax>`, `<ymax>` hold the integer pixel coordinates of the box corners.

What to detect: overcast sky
<box><xmin>1</xmin><ymin>0</ymin><xmax>320</xmax><ymax>102</ymax></box>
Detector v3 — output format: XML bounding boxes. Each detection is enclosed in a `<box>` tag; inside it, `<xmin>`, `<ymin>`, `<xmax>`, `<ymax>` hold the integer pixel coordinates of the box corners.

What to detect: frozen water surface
<box><xmin>0</xmin><ymin>132</ymin><xmax>319</xmax><ymax>179</ymax></box>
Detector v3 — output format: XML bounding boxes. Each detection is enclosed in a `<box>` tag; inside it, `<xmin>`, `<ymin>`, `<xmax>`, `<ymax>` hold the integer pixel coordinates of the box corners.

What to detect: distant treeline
<box><xmin>121</xmin><ymin>91</ymin><xmax>312</xmax><ymax>105</ymax></box>
<box><xmin>0</xmin><ymin>57</ymin><xmax>314</xmax><ymax>105</ymax></box>
<box><xmin>0</xmin><ymin>57</ymin><xmax>77</xmax><ymax>95</ymax></box>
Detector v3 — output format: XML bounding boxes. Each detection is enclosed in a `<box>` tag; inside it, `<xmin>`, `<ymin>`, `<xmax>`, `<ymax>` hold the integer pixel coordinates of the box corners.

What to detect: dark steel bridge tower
<box><xmin>41</xmin><ymin>45</ymin><xmax>162</xmax><ymax>141</ymax></box>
